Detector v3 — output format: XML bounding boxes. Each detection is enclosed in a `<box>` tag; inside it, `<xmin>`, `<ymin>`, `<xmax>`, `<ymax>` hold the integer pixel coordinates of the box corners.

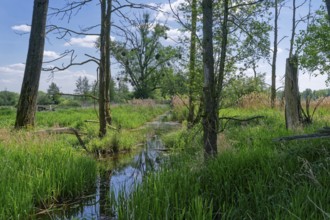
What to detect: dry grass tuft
<box><xmin>237</xmin><ymin>92</ymin><xmax>271</xmax><ymax>109</ymax></box>
<box><xmin>171</xmin><ymin>95</ymin><xmax>188</xmax><ymax>108</ymax></box>
<box><xmin>127</xmin><ymin>99</ymin><xmax>157</xmax><ymax>106</ymax></box>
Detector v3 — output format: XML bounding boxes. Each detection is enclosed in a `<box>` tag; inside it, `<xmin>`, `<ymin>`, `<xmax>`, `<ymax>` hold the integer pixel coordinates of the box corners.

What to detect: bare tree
<box><xmin>15</xmin><ymin>0</ymin><xmax>49</xmax><ymax>128</ymax></box>
<box><xmin>284</xmin><ymin>0</ymin><xmax>309</xmax><ymax>129</ymax></box>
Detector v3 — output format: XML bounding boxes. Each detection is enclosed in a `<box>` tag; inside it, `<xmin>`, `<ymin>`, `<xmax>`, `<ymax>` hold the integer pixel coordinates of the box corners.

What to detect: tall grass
<box><xmin>114</xmin><ymin>108</ymin><xmax>330</xmax><ymax>219</ymax></box>
<box><xmin>0</xmin><ymin>104</ymin><xmax>171</xmax><ymax>218</ymax></box>
<box><xmin>0</xmin><ymin>131</ymin><xmax>97</xmax><ymax>219</ymax></box>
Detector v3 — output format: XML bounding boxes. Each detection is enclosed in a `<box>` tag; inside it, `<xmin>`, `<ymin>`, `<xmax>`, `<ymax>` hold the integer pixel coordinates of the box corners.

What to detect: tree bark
<box><xmin>104</xmin><ymin>0</ymin><xmax>112</xmax><ymax>126</ymax></box>
<box><xmin>325</xmin><ymin>0</ymin><xmax>330</xmax><ymax>20</ymax></box>
<box><xmin>202</xmin><ymin>0</ymin><xmax>217</xmax><ymax>157</ymax></box>
<box><xmin>271</xmin><ymin>0</ymin><xmax>278</xmax><ymax>108</ymax></box>
<box><xmin>284</xmin><ymin>56</ymin><xmax>302</xmax><ymax>130</ymax></box>
<box><xmin>99</xmin><ymin>0</ymin><xmax>110</xmax><ymax>137</ymax></box>
<box><xmin>187</xmin><ymin>0</ymin><xmax>197</xmax><ymax>128</ymax></box>
<box><xmin>15</xmin><ymin>0</ymin><xmax>49</xmax><ymax>128</ymax></box>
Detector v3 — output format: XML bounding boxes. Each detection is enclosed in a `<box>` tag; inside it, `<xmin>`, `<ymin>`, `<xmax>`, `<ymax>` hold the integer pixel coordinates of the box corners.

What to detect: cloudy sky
<box><xmin>0</xmin><ymin>0</ymin><xmax>328</xmax><ymax>94</ymax></box>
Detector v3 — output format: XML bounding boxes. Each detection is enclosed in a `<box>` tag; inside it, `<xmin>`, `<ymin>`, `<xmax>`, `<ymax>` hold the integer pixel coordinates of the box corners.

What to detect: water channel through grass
<box><xmin>37</xmin><ymin>119</ymin><xmax>181</xmax><ymax>219</ymax></box>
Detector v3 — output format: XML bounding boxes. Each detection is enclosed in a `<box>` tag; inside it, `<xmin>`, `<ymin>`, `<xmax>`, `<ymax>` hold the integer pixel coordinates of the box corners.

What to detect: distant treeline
<box><xmin>2</xmin><ymin>87</ymin><xmax>329</xmax><ymax>107</ymax></box>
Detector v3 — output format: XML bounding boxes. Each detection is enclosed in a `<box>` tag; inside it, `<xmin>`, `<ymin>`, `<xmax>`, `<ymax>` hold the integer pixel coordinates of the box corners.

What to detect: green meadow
<box><xmin>0</xmin><ymin>104</ymin><xmax>329</xmax><ymax>219</ymax></box>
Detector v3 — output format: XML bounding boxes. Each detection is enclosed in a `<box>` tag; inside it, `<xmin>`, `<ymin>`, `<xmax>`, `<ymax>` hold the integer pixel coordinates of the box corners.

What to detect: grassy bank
<box><xmin>114</xmin><ymin>108</ymin><xmax>330</xmax><ymax>219</ymax></box>
<box><xmin>0</xmin><ymin>104</ymin><xmax>169</xmax><ymax>219</ymax></box>
<box><xmin>0</xmin><ymin>132</ymin><xmax>97</xmax><ymax>219</ymax></box>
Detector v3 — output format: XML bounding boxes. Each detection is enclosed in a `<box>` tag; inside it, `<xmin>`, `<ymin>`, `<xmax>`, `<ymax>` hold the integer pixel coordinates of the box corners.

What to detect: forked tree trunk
<box><xmin>284</xmin><ymin>56</ymin><xmax>302</xmax><ymax>130</ymax></box>
<box><xmin>202</xmin><ymin>0</ymin><xmax>217</xmax><ymax>157</ymax></box>
<box><xmin>15</xmin><ymin>0</ymin><xmax>49</xmax><ymax>128</ymax></box>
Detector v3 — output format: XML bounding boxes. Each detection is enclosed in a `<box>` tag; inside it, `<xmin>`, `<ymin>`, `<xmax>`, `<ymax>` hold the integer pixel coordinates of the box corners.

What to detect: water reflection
<box><xmin>40</xmin><ymin>136</ymin><xmax>166</xmax><ymax>220</ymax></box>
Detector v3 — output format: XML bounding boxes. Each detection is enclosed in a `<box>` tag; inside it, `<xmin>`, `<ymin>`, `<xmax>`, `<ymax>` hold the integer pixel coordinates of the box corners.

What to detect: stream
<box><xmin>38</xmin><ymin>117</ymin><xmax>180</xmax><ymax>220</ymax></box>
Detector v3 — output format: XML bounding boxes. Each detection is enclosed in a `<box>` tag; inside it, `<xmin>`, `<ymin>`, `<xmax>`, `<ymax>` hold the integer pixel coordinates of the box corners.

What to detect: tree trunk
<box><xmin>99</xmin><ymin>0</ymin><xmax>110</xmax><ymax>137</ymax></box>
<box><xmin>271</xmin><ymin>0</ymin><xmax>278</xmax><ymax>108</ymax></box>
<box><xmin>217</xmin><ymin>0</ymin><xmax>228</xmax><ymax>102</ymax></box>
<box><xmin>325</xmin><ymin>0</ymin><xmax>330</xmax><ymax>19</ymax></box>
<box><xmin>202</xmin><ymin>0</ymin><xmax>217</xmax><ymax>157</ymax></box>
<box><xmin>104</xmin><ymin>0</ymin><xmax>112</xmax><ymax>126</ymax></box>
<box><xmin>15</xmin><ymin>0</ymin><xmax>49</xmax><ymax>128</ymax></box>
<box><xmin>187</xmin><ymin>0</ymin><xmax>197</xmax><ymax>128</ymax></box>
<box><xmin>284</xmin><ymin>56</ymin><xmax>302</xmax><ymax>130</ymax></box>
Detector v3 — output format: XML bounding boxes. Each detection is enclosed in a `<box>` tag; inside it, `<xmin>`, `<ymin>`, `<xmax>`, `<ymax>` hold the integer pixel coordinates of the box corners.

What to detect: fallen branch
<box><xmin>36</xmin><ymin>127</ymin><xmax>89</xmax><ymax>152</ymax></box>
<box><xmin>59</xmin><ymin>93</ymin><xmax>98</xmax><ymax>101</ymax></box>
<box><xmin>84</xmin><ymin>120</ymin><xmax>118</xmax><ymax>130</ymax></box>
<box><xmin>219</xmin><ymin>115</ymin><xmax>265</xmax><ymax>122</ymax></box>
<box><xmin>273</xmin><ymin>133</ymin><xmax>330</xmax><ymax>142</ymax></box>
<box><xmin>219</xmin><ymin>115</ymin><xmax>265</xmax><ymax>132</ymax></box>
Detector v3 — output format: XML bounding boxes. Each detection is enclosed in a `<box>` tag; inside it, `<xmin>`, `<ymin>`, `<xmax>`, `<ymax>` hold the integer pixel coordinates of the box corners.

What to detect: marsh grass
<box><xmin>0</xmin><ymin>104</ymin><xmax>169</xmax><ymax>219</ymax></box>
<box><xmin>114</xmin><ymin>108</ymin><xmax>330</xmax><ymax>219</ymax></box>
<box><xmin>0</xmin><ymin>131</ymin><xmax>97</xmax><ymax>219</ymax></box>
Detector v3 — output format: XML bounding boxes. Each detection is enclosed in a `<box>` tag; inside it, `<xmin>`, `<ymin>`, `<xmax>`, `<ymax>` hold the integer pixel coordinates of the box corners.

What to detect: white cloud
<box><xmin>270</xmin><ymin>47</ymin><xmax>283</xmax><ymax>54</ymax></box>
<box><xmin>0</xmin><ymin>63</ymin><xmax>25</xmax><ymax>92</ymax></box>
<box><xmin>64</xmin><ymin>35</ymin><xmax>115</xmax><ymax>48</ymax></box>
<box><xmin>11</xmin><ymin>24</ymin><xmax>31</xmax><ymax>32</ymax></box>
<box><xmin>164</xmin><ymin>28</ymin><xmax>189</xmax><ymax>44</ymax></box>
<box><xmin>0</xmin><ymin>63</ymin><xmax>25</xmax><ymax>74</ymax></box>
<box><xmin>44</xmin><ymin>51</ymin><xmax>60</xmax><ymax>59</ymax></box>
<box><xmin>64</xmin><ymin>35</ymin><xmax>99</xmax><ymax>48</ymax></box>
<box><xmin>156</xmin><ymin>0</ymin><xmax>186</xmax><ymax>22</ymax></box>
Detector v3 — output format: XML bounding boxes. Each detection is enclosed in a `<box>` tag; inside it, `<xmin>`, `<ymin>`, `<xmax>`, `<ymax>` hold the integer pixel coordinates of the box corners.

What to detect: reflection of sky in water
<box><xmin>45</xmin><ymin>136</ymin><xmax>165</xmax><ymax>220</ymax></box>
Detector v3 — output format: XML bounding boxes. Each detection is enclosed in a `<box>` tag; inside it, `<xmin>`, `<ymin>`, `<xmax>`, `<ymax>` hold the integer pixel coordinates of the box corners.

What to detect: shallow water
<box><xmin>37</xmin><ymin>123</ymin><xmax>179</xmax><ymax>219</ymax></box>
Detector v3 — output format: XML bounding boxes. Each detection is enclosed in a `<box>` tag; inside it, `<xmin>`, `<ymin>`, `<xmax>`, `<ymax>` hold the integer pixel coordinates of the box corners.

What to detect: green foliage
<box><xmin>111</xmin><ymin>13</ymin><xmax>180</xmax><ymax>99</ymax></box>
<box><xmin>47</xmin><ymin>82</ymin><xmax>61</xmax><ymax>104</ymax></box>
<box><xmin>113</xmin><ymin>80</ymin><xmax>132</xmax><ymax>103</ymax></box>
<box><xmin>223</xmin><ymin>74</ymin><xmax>267</xmax><ymax>107</ymax></box>
<box><xmin>0</xmin><ymin>90</ymin><xmax>19</xmax><ymax>106</ymax></box>
<box><xmin>159</xmin><ymin>70</ymin><xmax>189</xmax><ymax>98</ymax></box>
<box><xmin>298</xmin><ymin>7</ymin><xmax>330</xmax><ymax>84</ymax></box>
<box><xmin>37</xmin><ymin>91</ymin><xmax>53</xmax><ymax>105</ymax></box>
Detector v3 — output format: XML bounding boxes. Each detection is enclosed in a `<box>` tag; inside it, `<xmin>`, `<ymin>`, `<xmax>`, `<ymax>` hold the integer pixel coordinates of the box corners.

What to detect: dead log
<box><xmin>273</xmin><ymin>133</ymin><xmax>330</xmax><ymax>142</ymax></box>
<box><xmin>273</xmin><ymin>127</ymin><xmax>330</xmax><ymax>142</ymax></box>
<box><xmin>84</xmin><ymin>120</ymin><xmax>118</xmax><ymax>130</ymax></box>
<box><xmin>36</xmin><ymin>127</ymin><xmax>89</xmax><ymax>152</ymax></box>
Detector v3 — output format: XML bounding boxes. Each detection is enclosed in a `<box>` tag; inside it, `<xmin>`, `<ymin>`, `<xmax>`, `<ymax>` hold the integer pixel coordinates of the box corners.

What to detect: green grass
<box><xmin>114</xmin><ymin>108</ymin><xmax>330</xmax><ymax>219</ymax></box>
<box><xmin>0</xmin><ymin>104</ymin><xmax>170</xmax><ymax>219</ymax></box>
<box><xmin>0</xmin><ymin>104</ymin><xmax>169</xmax><ymax>129</ymax></box>
<box><xmin>0</xmin><ymin>132</ymin><xmax>97</xmax><ymax>219</ymax></box>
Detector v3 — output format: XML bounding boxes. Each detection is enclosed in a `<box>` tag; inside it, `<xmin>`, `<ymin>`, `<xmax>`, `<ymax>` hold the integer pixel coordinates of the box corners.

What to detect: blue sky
<box><xmin>0</xmin><ymin>0</ymin><xmax>328</xmax><ymax>93</ymax></box>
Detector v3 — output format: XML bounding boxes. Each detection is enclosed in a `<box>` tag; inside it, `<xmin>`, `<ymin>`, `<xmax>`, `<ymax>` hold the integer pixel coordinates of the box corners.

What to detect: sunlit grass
<box><xmin>0</xmin><ymin>131</ymin><xmax>97</xmax><ymax>219</ymax></box>
<box><xmin>114</xmin><ymin>108</ymin><xmax>330</xmax><ymax>219</ymax></box>
<box><xmin>0</xmin><ymin>104</ymin><xmax>170</xmax><ymax>219</ymax></box>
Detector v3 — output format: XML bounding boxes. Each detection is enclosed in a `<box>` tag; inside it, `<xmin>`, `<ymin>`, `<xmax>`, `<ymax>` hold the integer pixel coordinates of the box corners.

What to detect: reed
<box><xmin>0</xmin><ymin>131</ymin><xmax>97</xmax><ymax>219</ymax></box>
